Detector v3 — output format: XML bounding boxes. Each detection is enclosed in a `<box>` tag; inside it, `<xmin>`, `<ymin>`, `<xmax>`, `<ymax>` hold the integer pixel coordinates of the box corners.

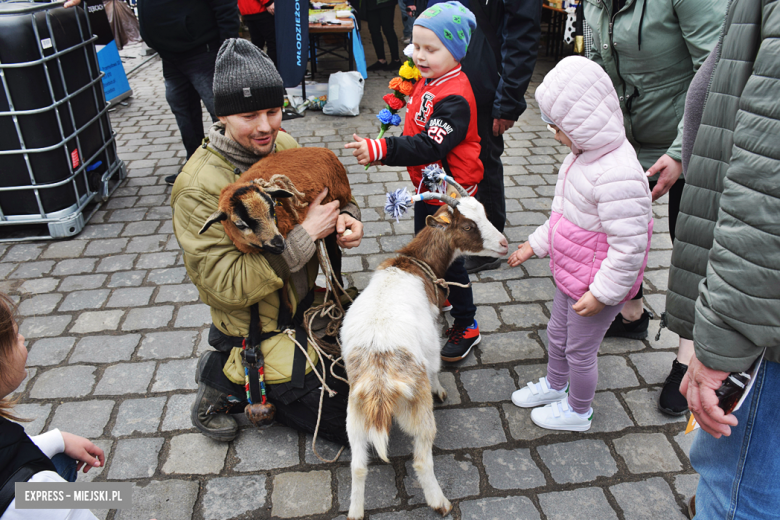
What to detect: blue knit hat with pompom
<box><xmin>414</xmin><ymin>1</ymin><xmax>477</xmax><ymax>62</ymax></box>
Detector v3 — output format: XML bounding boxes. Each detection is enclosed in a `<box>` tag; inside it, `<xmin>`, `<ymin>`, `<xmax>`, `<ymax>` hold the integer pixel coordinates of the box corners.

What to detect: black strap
<box><xmin>0</xmin><ymin>464</ymin><xmax>51</xmax><ymax>516</ymax></box>
<box><xmin>290</xmin><ymin>289</ymin><xmax>316</xmax><ymax>388</ymax></box>
<box><xmin>469</xmin><ymin>0</ymin><xmax>502</xmax><ymax>68</ymax></box>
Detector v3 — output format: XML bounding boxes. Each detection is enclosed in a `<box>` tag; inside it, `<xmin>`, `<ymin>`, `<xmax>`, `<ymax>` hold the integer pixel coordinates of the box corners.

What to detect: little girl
<box><xmin>0</xmin><ymin>293</ymin><xmax>104</xmax><ymax>519</ymax></box>
<box><xmin>508</xmin><ymin>56</ymin><xmax>653</xmax><ymax>432</ymax></box>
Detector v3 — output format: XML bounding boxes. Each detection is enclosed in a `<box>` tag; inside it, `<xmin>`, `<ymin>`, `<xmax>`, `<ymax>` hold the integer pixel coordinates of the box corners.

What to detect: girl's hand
<box><xmin>345</xmin><ymin>134</ymin><xmax>371</xmax><ymax>165</ymax></box>
<box><xmin>61</xmin><ymin>432</ymin><xmax>105</xmax><ymax>474</ymax></box>
<box><xmin>507</xmin><ymin>242</ymin><xmax>534</xmax><ymax>267</ymax></box>
<box><xmin>572</xmin><ymin>291</ymin><xmax>606</xmax><ymax>317</ymax></box>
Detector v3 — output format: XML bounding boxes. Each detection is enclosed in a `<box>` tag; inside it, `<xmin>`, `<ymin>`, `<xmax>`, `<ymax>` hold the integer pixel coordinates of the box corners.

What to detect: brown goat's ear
<box><xmin>199</xmin><ymin>210</ymin><xmax>228</xmax><ymax>234</ymax></box>
<box><xmin>264</xmin><ymin>188</ymin><xmax>295</xmax><ymax>199</ymax></box>
<box><xmin>425</xmin><ymin>213</ymin><xmax>451</xmax><ymax>229</ymax></box>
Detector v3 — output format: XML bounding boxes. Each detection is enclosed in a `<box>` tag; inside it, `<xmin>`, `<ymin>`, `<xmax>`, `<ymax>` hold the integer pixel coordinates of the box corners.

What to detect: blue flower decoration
<box><xmin>390</xmin><ymin>114</ymin><xmax>402</xmax><ymax>126</ymax></box>
<box><xmin>377</xmin><ymin>109</ymin><xmax>394</xmax><ymax>125</ymax></box>
<box><xmin>384</xmin><ymin>188</ymin><xmax>413</xmax><ymax>222</ymax></box>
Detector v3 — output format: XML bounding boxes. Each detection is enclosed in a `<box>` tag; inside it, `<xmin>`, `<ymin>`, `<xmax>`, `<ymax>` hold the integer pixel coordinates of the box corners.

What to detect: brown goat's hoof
<box><xmin>434</xmin><ymin>499</ymin><xmax>452</xmax><ymax>517</ymax></box>
<box><xmin>245</xmin><ymin>402</ymin><xmax>276</xmax><ymax>428</ymax></box>
<box><xmin>434</xmin><ymin>390</ymin><xmax>447</xmax><ymax>403</ymax></box>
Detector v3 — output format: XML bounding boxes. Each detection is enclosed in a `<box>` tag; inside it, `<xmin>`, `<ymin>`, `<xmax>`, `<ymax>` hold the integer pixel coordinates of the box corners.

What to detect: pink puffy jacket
<box><xmin>528</xmin><ymin>57</ymin><xmax>653</xmax><ymax>306</ymax></box>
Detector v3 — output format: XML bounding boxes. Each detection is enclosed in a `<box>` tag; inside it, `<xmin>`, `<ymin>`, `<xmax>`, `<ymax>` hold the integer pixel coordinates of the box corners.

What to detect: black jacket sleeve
<box><xmin>492</xmin><ymin>0</ymin><xmax>542</xmax><ymax>121</ymax></box>
<box><xmin>209</xmin><ymin>0</ymin><xmax>241</xmax><ymax>44</ymax></box>
<box><xmin>384</xmin><ymin>95</ymin><xmax>471</xmax><ymax>167</ymax></box>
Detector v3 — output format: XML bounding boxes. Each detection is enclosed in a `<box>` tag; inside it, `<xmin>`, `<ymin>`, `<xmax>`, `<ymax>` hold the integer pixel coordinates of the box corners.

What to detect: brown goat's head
<box><xmin>425</xmin><ymin>197</ymin><xmax>509</xmax><ymax>259</ymax></box>
<box><xmin>199</xmin><ymin>182</ymin><xmax>294</xmax><ymax>254</ymax></box>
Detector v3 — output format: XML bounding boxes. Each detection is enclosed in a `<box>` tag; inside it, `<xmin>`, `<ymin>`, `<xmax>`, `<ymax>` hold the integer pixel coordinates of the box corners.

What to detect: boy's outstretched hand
<box><xmin>507</xmin><ymin>242</ymin><xmax>534</xmax><ymax>267</ymax></box>
<box><xmin>345</xmin><ymin>134</ymin><xmax>381</xmax><ymax>166</ymax></box>
<box><xmin>572</xmin><ymin>291</ymin><xmax>606</xmax><ymax>317</ymax></box>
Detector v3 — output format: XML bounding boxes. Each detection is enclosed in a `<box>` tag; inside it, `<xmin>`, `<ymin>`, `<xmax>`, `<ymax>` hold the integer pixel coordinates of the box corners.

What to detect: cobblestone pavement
<box><xmin>5</xmin><ymin>50</ymin><xmax>698</xmax><ymax>520</ymax></box>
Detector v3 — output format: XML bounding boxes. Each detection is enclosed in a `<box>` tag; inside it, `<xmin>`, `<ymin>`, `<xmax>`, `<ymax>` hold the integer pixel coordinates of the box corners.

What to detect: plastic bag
<box><xmin>322</xmin><ymin>71</ymin><xmax>364</xmax><ymax>117</ymax></box>
<box><xmin>103</xmin><ymin>0</ymin><xmax>141</xmax><ymax>51</ymax></box>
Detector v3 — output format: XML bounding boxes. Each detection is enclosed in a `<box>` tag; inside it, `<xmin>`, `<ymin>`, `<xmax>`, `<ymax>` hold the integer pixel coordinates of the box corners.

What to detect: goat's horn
<box><xmin>443</xmin><ymin>175</ymin><xmax>470</xmax><ymax>198</ymax></box>
<box><xmin>414</xmin><ymin>192</ymin><xmax>460</xmax><ymax>208</ymax></box>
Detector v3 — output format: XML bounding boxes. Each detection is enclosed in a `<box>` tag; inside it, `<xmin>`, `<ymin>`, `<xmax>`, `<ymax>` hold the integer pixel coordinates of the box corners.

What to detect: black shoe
<box><xmin>441</xmin><ymin>320</ymin><xmax>481</xmax><ymax>362</ymax></box>
<box><xmin>191</xmin><ymin>352</ymin><xmax>240</xmax><ymax>441</ymax></box>
<box><xmin>464</xmin><ymin>255</ymin><xmax>501</xmax><ymax>274</ymax></box>
<box><xmin>658</xmin><ymin>359</ymin><xmax>689</xmax><ymax>416</ymax></box>
<box><xmin>165</xmin><ymin>173</ymin><xmax>179</xmax><ymax>186</ymax></box>
<box><xmin>367</xmin><ymin>60</ymin><xmax>388</xmax><ymax>71</ymax></box>
<box><xmin>604</xmin><ymin>309</ymin><xmax>652</xmax><ymax>340</ymax></box>
<box><xmin>387</xmin><ymin>60</ymin><xmax>403</xmax><ymax>71</ymax></box>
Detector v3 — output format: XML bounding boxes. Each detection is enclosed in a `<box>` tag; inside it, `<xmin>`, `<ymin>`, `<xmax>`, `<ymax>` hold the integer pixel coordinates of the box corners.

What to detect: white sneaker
<box><xmin>530</xmin><ymin>398</ymin><xmax>592</xmax><ymax>432</ymax></box>
<box><xmin>511</xmin><ymin>377</ymin><xmax>568</xmax><ymax>408</ymax></box>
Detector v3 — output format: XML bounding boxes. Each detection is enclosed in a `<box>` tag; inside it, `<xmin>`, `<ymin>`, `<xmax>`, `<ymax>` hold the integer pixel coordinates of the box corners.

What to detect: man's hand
<box><xmin>267</xmin><ymin>2</ymin><xmax>275</xmax><ymax>15</ymax></box>
<box><xmin>492</xmin><ymin>118</ymin><xmax>515</xmax><ymax>136</ymax></box>
<box><xmin>507</xmin><ymin>241</ymin><xmax>534</xmax><ymax>267</ymax></box>
<box><xmin>345</xmin><ymin>134</ymin><xmax>371</xmax><ymax>165</ymax></box>
<box><xmin>646</xmin><ymin>154</ymin><xmax>682</xmax><ymax>202</ymax></box>
<box><xmin>301</xmin><ymin>188</ymin><xmax>340</xmax><ymax>241</ymax></box>
<box><xmin>680</xmin><ymin>352</ymin><xmax>739</xmax><ymax>438</ymax></box>
<box><xmin>61</xmin><ymin>431</ymin><xmax>105</xmax><ymax>473</ymax></box>
<box><xmin>572</xmin><ymin>291</ymin><xmax>606</xmax><ymax>317</ymax></box>
<box><xmin>336</xmin><ymin>213</ymin><xmax>363</xmax><ymax>248</ymax></box>
<box><xmin>64</xmin><ymin>0</ymin><xmax>81</xmax><ymax>6</ymax></box>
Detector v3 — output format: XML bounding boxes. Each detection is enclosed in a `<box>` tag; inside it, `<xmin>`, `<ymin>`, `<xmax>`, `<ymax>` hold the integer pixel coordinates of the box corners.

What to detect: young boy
<box><xmin>346</xmin><ymin>1</ymin><xmax>482</xmax><ymax>362</ymax></box>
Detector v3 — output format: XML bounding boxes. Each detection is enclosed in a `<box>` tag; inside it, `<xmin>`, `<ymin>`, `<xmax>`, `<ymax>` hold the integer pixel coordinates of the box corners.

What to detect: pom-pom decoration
<box><xmin>384</xmin><ymin>188</ymin><xmax>414</xmax><ymax>222</ymax></box>
<box><xmin>420</xmin><ymin>164</ymin><xmax>448</xmax><ymax>194</ymax></box>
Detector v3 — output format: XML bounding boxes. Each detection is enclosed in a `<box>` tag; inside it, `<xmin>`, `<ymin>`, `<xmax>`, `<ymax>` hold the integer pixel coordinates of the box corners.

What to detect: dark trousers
<box><xmin>367</xmin><ymin>3</ymin><xmax>399</xmax><ymax>62</ymax></box>
<box><xmin>162</xmin><ymin>50</ymin><xmax>218</xmax><ymax>159</ymax></box>
<box><xmin>631</xmin><ymin>177</ymin><xmax>685</xmax><ymax>301</ymax></box>
<box><xmin>474</xmin><ymin>109</ymin><xmax>506</xmax><ymax>233</ymax></box>
<box><xmin>414</xmin><ymin>201</ymin><xmax>476</xmax><ymax>326</ymax></box>
<box><xmin>244</xmin><ymin>11</ymin><xmax>277</xmax><ymax>66</ymax></box>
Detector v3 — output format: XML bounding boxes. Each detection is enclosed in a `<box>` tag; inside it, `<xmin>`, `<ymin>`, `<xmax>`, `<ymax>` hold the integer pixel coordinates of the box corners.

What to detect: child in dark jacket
<box><xmin>346</xmin><ymin>1</ymin><xmax>483</xmax><ymax>362</ymax></box>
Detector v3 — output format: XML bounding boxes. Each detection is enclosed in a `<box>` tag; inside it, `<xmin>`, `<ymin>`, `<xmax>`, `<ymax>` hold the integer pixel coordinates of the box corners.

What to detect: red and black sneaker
<box><xmin>441</xmin><ymin>320</ymin><xmax>481</xmax><ymax>362</ymax></box>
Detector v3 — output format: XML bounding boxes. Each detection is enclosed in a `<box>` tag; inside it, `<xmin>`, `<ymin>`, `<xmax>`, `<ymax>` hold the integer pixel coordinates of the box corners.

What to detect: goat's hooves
<box><xmin>434</xmin><ymin>390</ymin><xmax>447</xmax><ymax>403</ymax></box>
<box><xmin>433</xmin><ymin>498</ymin><xmax>452</xmax><ymax>517</ymax></box>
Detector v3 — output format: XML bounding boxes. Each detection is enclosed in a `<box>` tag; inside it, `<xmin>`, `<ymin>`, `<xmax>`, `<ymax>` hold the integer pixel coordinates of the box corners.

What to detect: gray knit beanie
<box><xmin>213</xmin><ymin>38</ymin><xmax>285</xmax><ymax>116</ymax></box>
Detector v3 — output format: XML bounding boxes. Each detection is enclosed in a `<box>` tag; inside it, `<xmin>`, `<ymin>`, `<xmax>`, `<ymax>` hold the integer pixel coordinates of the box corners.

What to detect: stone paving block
<box><xmin>122</xmin><ymin>305</ymin><xmax>173</xmax><ymax>330</ymax></box>
<box><xmin>126</xmin><ymin>235</ymin><xmax>168</xmax><ymax>253</ymax></box>
<box><xmin>136</xmin><ymin>252</ymin><xmax>177</xmax><ymax>269</ymax></box>
<box><xmin>152</xmin><ymin>358</ymin><xmax>197</xmax><ymax>391</ymax></box>
<box><xmin>52</xmin><ymin>258</ymin><xmax>97</xmax><ymax>276</ymax></box>
<box><xmin>610</xmin><ymin>477</ymin><xmax>687</xmax><ymax>520</ymax></box>
<box><xmin>122</xmin><ymin>221</ymin><xmax>160</xmax><ymax>237</ymax></box>
<box><xmin>674</xmin><ymin>429</ymin><xmax>696</xmax><ymax>458</ymax></box>
<box><xmin>84</xmin><ymin>238</ymin><xmax>128</xmax><ymax>256</ymax></box>
<box><xmin>13</xmin><ymin>403</ymin><xmax>52</xmax><ymax>436</ymax></box>
<box><xmin>651</xmin><ymin>327</ymin><xmax>680</xmax><ymax>350</ymax></box>
<box><xmin>163</xmin><ymin>433</ymin><xmax>228</xmax><ymax>474</ymax></box>
<box><xmin>113</xmin><ymin>397</ymin><xmax>166</xmax><ymax>436</ymax></box>
<box><xmin>644</xmin><ymin>269</ymin><xmax>669</xmax><ymax>292</ymax></box>
<box><xmin>70</xmin><ymin>310</ymin><xmax>124</xmax><ymax>333</ymax></box>
<box><xmin>0</xmin><ymin>264</ymin><xmax>16</xmax><ymax>281</ymax></box>
<box><xmin>460</xmin><ymin>368</ymin><xmax>516</xmax><ymax>402</ymax></box>
<box><xmin>12</xmin><ymin>368</ymin><xmax>35</xmax><ymax>397</ymax></box>
<box><xmin>500</xmin><ymin>304</ymin><xmax>548</xmax><ymax>328</ymax></box>
<box><xmin>108</xmin><ymin>270</ymin><xmax>147</xmax><ymax>287</ymax></box>
<box><xmin>473</xmin><ymin>305</ymin><xmax>500</xmax><ymax>333</ymax></box>
<box><xmin>506</xmin><ymin>278</ymin><xmax>556</xmax><ymax>302</ymax></box>
<box><xmin>479</xmin><ymin>332</ymin><xmax>545</xmax><ymax>364</ymax></box>
<box><xmin>174</xmin><ymin>303</ymin><xmax>211</xmax><ymax>327</ymax></box>
<box><xmin>30</xmin><ymin>365</ymin><xmax>96</xmax><ymax>398</ymax></box>
<box><xmin>614</xmin><ymin>432</ymin><xmax>682</xmax><ymax>474</ymax></box>
<box><xmin>19</xmin><ymin>278</ymin><xmax>59</xmax><ymax>294</ymax></box>
<box><xmin>623</xmin><ymin>388</ymin><xmax>687</xmax><ymax>426</ymax></box>
<box><xmin>674</xmin><ymin>473</ymin><xmax>699</xmax><ymax>503</ymax></box>
<box><xmin>433</xmin><ymin>407</ymin><xmax>506</xmax><ymax>449</ymax></box>
<box><xmin>483</xmin><ymin>448</ymin><xmax>545</xmax><ymax>490</ymax></box>
<box><xmin>79</xmin><ymin>224</ymin><xmax>124</xmax><ymax>239</ymax></box>
<box><xmin>96</xmin><ymin>255</ymin><xmax>136</xmax><ymax>273</ymax></box>
<box><xmin>598</xmin><ymin>336</ymin><xmax>645</xmax><ymax>354</ymax></box>
<box><xmin>59</xmin><ymin>289</ymin><xmax>111</xmax><ymax>311</ymax></box>
<box><xmin>433</xmin><ymin>371</ymin><xmax>461</xmax><ymax>407</ymax></box>
<box><xmin>155</xmin><ymin>284</ymin><xmax>198</xmax><ymax>303</ymax></box>
<box><xmin>478</xmin><ymin>263</ymin><xmax>526</xmax><ymax>282</ymax></box>
<box><xmin>337</xmin><ymin>464</ymin><xmax>400</xmax><ymax>511</ymax></box>
<box><xmin>629</xmin><ymin>351</ymin><xmax>677</xmax><ymax>385</ymax></box>
<box><xmin>538</xmin><ymin>487</ymin><xmax>618</xmax><ymax>520</ymax></box>
<box><xmin>94</xmin><ymin>362</ymin><xmax>155</xmax><ymax>395</ymax></box>
<box><xmin>70</xmin><ymin>334</ymin><xmax>140</xmax><ymax>364</ymax></box>
<box><xmin>303</xmin><ymin>434</ymin><xmax>351</xmax><ymax>465</ymax></box>
<box><xmin>161</xmin><ymin>393</ymin><xmax>196</xmax><ymax>432</ymax></box>
<box><xmin>108</xmin><ymin>437</ymin><xmax>164</xmax><ymax>480</ymax></box>
<box><xmin>234</xmin><ymin>425</ymin><xmax>299</xmax><ymax>471</ymax></box>
<box><xmin>405</xmin><ymin>453</ymin><xmax>480</xmax><ymax>505</ymax></box>
<box><xmin>271</xmin><ymin>470</ymin><xmax>332</xmax><ymax>518</ymax></box>
<box><xmin>19</xmin><ymin>315</ymin><xmax>71</xmax><ymax>339</ymax></box>
<box><xmin>370</xmin><ymin>508</ymin><xmax>453</xmax><ymax>520</ymax></box>
<box><xmin>471</xmin><ymin>282</ymin><xmax>510</xmax><ymax>304</ymax></box>
<box><xmin>59</xmin><ymin>274</ymin><xmax>107</xmax><ymax>292</ymax></box>
<box><xmin>588</xmin><ymin>391</ymin><xmax>634</xmax><ymax>434</ymax></box>
<box><xmin>148</xmin><ymin>268</ymin><xmax>188</xmax><ymax>285</ymax></box>
<box><xmin>107</xmin><ymin>287</ymin><xmax>154</xmax><ymax>308</ymax></box>
<box><xmin>27</xmin><ymin>337</ymin><xmax>75</xmax><ymax>366</ymax></box>
<box><xmin>115</xmin><ymin>479</ymin><xmax>198</xmax><ymax>520</ymax></box>
<box><xmin>460</xmin><ymin>496</ymin><xmax>540</xmax><ymax>520</ymax></box>
<box><xmin>3</xmin><ymin>244</ymin><xmax>42</xmax><ymax>262</ymax></box>
<box><xmin>50</xmin><ymin>400</ymin><xmax>114</xmax><ymax>438</ymax></box>
<box><xmin>502</xmin><ymin>403</ymin><xmax>565</xmax><ymax>442</ymax></box>
<box><xmin>138</xmin><ymin>331</ymin><xmax>196</xmax><ymax>359</ymax></box>
<box><xmin>202</xmin><ymin>475</ymin><xmax>267</xmax><ymax>520</ymax></box>
<box><xmin>537</xmin><ymin>440</ymin><xmax>618</xmax><ymax>484</ymax></box>
<box><xmin>596</xmin><ymin>356</ymin><xmax>640</xmax><ymax>390</ymax></box>
<box><xmin>18</xmin><ymin>293</ymin><xmax>62</xmax><ymax>316</ymax></box>
<box><xmin>523</xmin><ymin>257</ymin><xmax>553</xmax><ymax>277</ymax></box>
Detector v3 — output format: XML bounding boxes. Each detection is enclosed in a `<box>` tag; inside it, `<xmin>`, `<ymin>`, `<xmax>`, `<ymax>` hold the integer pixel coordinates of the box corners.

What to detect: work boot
<box><xmin>464</xmin><ymin>255</ymin><xmax>501</xmax><ymax>274</ymax></box>
<box><xmin>658</xmin><ymin>359</ymin><xmax>689</xmax><ymax>416</ymax></box>
<box><xmin>191</xmin><ymin>352</ymin><xmax>239</xmax><ymax>441</ymax></box>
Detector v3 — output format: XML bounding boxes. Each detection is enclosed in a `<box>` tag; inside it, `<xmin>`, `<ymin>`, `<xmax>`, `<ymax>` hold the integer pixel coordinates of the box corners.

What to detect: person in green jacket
<box><xmin>670</xmin><ymin>0</ymin><xmax>780</xmax><ymax>516</ymax></box>
<box><xmin>583</xmin><ymin>0</ymin><xmax>725</xmax><ymax>416</ymax></box>
<box><xmin>171</xmin><ymin>39</ymin><xmax>364</xmax><ymax>443</ymax></box>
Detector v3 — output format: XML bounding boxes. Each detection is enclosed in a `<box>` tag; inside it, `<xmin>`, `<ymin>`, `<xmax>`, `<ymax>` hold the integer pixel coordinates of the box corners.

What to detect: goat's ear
<box><xmin>264</xmin><ymin>188</ymin><xmax>295</xmax><ymax>199</ymax></box>
<box><xmin>425</xmin><ymin>213</ymin><xmax>451</xmax><ymax>229</ymax></box>
<box><xmin>199</xmin><ymin>210</ymin><xmax>228</xmax><ymax>234</ymax></box>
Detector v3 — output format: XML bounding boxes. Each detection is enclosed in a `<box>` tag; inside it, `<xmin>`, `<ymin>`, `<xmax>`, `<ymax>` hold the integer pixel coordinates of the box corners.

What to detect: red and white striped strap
<box><xmin>367</xmin><ymin>138</ymin><xmax>387</xmax><ymax>163</ymax></box>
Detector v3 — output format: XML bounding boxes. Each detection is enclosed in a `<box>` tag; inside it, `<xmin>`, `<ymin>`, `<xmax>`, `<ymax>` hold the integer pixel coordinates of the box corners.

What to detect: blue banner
<box><xmin>275</xmin><ymin>0</ymin><xmax>308</xmax><ymax>88</ymax></box>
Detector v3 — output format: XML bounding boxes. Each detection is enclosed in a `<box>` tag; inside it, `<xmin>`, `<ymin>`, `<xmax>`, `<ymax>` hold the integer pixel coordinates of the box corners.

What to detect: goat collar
<box><xmin>396</xmin><ymin>254</ymin><xmax>471</xmax><ymax>301</ymax></box>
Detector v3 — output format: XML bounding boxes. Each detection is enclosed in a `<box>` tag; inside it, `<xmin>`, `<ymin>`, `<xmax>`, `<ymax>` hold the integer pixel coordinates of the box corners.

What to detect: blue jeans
<box><xmin>690</xmin><ymin>360</ymin><xmax>780</xmax><ymax>519</ymax></box>
<box><xmin>162</xmin><ymin>50</ymin><xmax>218</xmax><ymax>159</ymax></box>
<box><xmin>51</xmin><ymin>453</ymin><xmax>77</xmax><ymax>483</ymax></box>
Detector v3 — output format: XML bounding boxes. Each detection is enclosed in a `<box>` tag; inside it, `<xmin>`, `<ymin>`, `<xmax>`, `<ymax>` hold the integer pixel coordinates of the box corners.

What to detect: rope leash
<box><xmin>397</xmin><ymin>254</ymin><xmax>471</xmax><ymax>302</ymax></box>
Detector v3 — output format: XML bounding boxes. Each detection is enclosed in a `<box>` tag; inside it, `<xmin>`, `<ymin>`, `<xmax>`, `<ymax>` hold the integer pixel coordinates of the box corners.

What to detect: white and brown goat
<box><xmin>339</xmin><ymin>185</ymin><xmax>508</xmax><ymax>520</ymax></box>
<box><xmin>198</xmin><ymin>147</ymin><xmax>352</xmax><ymax>254</ymax></box>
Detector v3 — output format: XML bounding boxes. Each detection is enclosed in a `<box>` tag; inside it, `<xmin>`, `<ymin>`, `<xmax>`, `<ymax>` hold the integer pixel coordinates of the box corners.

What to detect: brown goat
<box><xmin>199</xmin><ymin>147</ymin><xmax>352</xmax><ymax>254</ymax></box>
